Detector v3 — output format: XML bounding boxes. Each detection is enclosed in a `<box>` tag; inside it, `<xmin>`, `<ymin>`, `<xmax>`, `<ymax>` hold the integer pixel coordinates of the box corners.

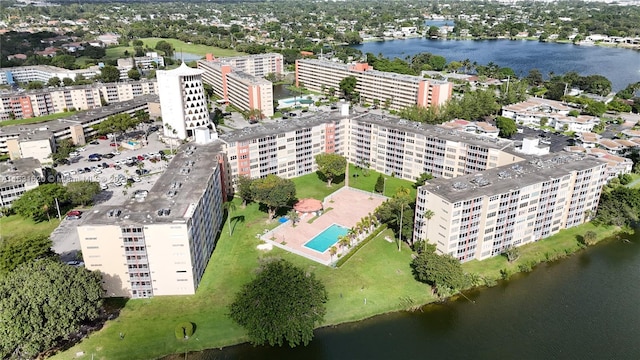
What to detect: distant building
<box><xmin>157</xmin><ymin>63</ymin><xmax>214</xmax><ymax>140</ymax></box>
<box><xmin>0</xmin><ymin>158</ymin><xmax>42</xmax><ymax>208</ymax></box>
<box><xmin>0</xmin><ymin>65</ymin><xmax>99</xmax><ymax>86</ymax></box>
<box><xmin>77</xmin><ymin>142</ymin><xmax>225</xmax><ymax>298</ymax></box>
<box><xmin>501</xmin><ymin>97</ymin><xmax>599</xmax><ymax>133</ymax></box>
<box><xmin>198</xmin><ymin>53</ymin><xmax>283</xmax><ymax>118</ymax></box>
<box><xmin>295</xmin><ymin>59</ymin><xmax>453</xmax><ymax>111</ymax></box>
<box><xmin>0</xmin><ymin>80</ymin><xmax>158</xmax><ymax>121</ymax></box>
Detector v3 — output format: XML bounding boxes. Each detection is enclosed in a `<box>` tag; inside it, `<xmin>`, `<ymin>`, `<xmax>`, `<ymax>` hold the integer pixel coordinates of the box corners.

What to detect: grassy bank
<box><xmin>53</xmin><ymin>171</ymin><xmax>429</xmax><ymax>360</ymax></box>
<box><xmin>0</xmin><ymin>215</ymin><xmax>61</xmax><ymax>239</ymax></box>
<box><xmin>462</xmin><ymin>222</ymin><xmax>622</xmax><ymax>281</ymax></box>
<box><xmin>0</xmin><ymin>111</ymin><xmax>78</xmax><ymax>127</ymax></box>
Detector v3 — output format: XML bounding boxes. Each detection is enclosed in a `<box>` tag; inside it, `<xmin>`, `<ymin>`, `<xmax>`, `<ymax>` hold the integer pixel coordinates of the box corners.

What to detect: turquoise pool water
<box><xmin>304</xmin><ymin>224</ymin><xmax>349</xmax><ymax>253</ymax></box>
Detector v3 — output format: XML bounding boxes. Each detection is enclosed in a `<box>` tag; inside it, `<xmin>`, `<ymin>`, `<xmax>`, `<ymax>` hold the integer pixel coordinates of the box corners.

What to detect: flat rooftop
<box><xmin>0</xmin><ymin>95</ymin><xmax>158</xmax><ymax>140</ymax></box>
<box><xmin>0</xmin><ymin>157</ymin><xmax>41</xmax><ymax>185</ymax></box>
<box><xmin>422</xmin><ymin>152</ymin><xmax>605</xmax><ymax>203</ymax></box>
<box><xmin>79</xmin><ymin>140</ymin><xmax>225</xmax><ymax>225</ymax></box>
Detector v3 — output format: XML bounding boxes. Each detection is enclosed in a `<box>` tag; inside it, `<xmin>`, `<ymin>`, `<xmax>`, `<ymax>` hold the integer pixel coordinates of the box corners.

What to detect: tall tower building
<box><xmin>157</xmin><ymin>63</ymin><xmax>215</xmax><ymax>140</ymax></box>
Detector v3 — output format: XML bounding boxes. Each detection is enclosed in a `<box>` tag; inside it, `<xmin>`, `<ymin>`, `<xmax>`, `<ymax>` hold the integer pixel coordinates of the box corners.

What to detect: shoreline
<box><xmin>359</xmin><ymin>36</ymin><xmax>640</xmax><ymax>51</ymax></box>
<box><xmin>161</xmin><ymin>223</ymin><xmax>625</xmax><ymax>360</ymax></box>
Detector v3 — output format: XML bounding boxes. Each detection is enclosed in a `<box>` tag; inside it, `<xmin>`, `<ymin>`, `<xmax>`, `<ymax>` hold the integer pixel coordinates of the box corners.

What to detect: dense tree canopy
<box><xmin>100</xmin><ymin>65</ymin><xmax>121</xmax><ymax>83</ymax></box>
<box><xmin>594</xmin><ymin>186</ymin><xmax>640</xmax><ymax>227</ymax></box>
<box><xmin>236</xmin><ymin>175</ymin><xmax>254</xmax><ymax>207</ymax></box>
<box><xmin>410</xmin><ymin>244</ymin><xmax>467</xmax><ymax>297</ymax></box>
<box><xmin>229</xmin><ymin>259</ymin><xmax>327</xmax><ymax>347</ymax></box>
<box><xmin>66</xmin><ymin>181</ymin><xmax>101</xmax><ymax>206</ymax></box>
<box><xmin>315</xmin><ymin>153</ymin><xmax>346</xmax><ymax>186</ymax></box>
<box><xmin>339</xmin><ymin>76</ymin><xmax>358</xmax><ymax>102</ymax></box>
<box><xmin>0</xmin><ymin>259</ymin><xmax>103</xmax><ymax>359</ymax></box>
<box><xmin>92</xmin><ymin>113</ymin><xmax>139</xmax><ymax>138</ymax></box>
<box><xmin>11</xmin><ymin>184</ymin><xmax>68</xmax><ymax>222</ymax></box>
<box><xmin>495</xmin><ymin>116</ymin><xmax>518</xmax><ymax>138</ymax></box>
<box><xmin>0</xmin><ymin>234</ymin><xmax>53</xmax><ymax>275</ymax></box>
<box><xmin>250</xmin><ymin>174</ymin><xmax>296</xmax><ymax>219</ymax></box>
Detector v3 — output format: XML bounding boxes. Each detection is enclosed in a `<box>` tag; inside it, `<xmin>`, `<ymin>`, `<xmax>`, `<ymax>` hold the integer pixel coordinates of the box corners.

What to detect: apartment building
<box><xmin>212</xmin><ymin>53</ymin><xmax>283</xmax><ymax>77</ymax></box>
<box><xmin>0</xmin><ymin>80</ymin><xmax>158</xmax><ymax>121</ymax></box>
<box><xmin>220</xmin><ymin>112</ymin><xmax>341</xmax><ymax>181</ymax></box>
<box><xmin>77</xmin><ymin>142</ymin><xmax>225</xmax><ymax>298</ymax></box>
<box><xmin>0</xmin><ymin>65</ymin><xmax>98</xmax><ymax>86</ymax></box>
<box><xmin>0</xmin><ymin>158</ymin><xmax>41</xmax><ymax>208</ymax></box>
<box><xmin>220</xmin><ymin>110</ymin><xmax>522</xmax><ymax>183</ymax></box>
<box><xmin>0</xmin><ymin>95</ymin><xmax>157</xmax><ymax>161</ymax></box>
<box><xmin>157</xmin><ymin>63</ymin><xmax>212</xmax><ymax>140</ymax></box>
<box><xmin>501</xmin><ymin>97</ymin><xmax>599</xmax><ymax>132</ymax></box>
<box><xmin>295</xmin><ymin>59</ymin><xmax>453</xmax><ymax>111</ymax></box>
<box><xmin>413</xmin><ymin>153</ymin><xmax>607</xmax><ymax>262</ymax></box>
<box><xmin>198</xmin><ymin>56</ymin><xmax>275</xmax><ymax>118</ymax></box>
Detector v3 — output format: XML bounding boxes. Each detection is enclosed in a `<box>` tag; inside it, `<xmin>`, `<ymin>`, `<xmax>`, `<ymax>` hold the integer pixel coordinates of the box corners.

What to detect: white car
<box><xmin>93</xmin><ymin>168</ymin><xmax>102</xmax><ymax>174</ymax></box>
<box><xmin>69</xmin><ymin>151</ymin><xmax>79</xmax><ymax>157</ymax></box>
<box><xmin>100</xmin><ymin>183</ymin><xmax>108</xmax><ymax>190</ymax></box>
<box><xmin>77</xmin><ymin>147</ymin><xmax>86</xmax><ymax>152</ymax></box>
<box><xmin>133</xmin><ymin>176</ymin><xmax>141</xmax><ymax>182</ymax></box>
<box><xmin>112</xmin><ymin>150</ymin><xmax>121</xmax><ymax>156</ymax></box>
<box><xmin>69</xmin><ymin>169</ymin><xmax>77</xmax><ymax>175</ymax></box>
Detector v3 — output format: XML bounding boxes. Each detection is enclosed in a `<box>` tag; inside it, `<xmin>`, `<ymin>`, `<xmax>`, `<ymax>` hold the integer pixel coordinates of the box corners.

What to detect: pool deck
<box><xmin>262</xmin><ymin>187</ymin><xmax>386</xmax><ymax>265</ymax></box>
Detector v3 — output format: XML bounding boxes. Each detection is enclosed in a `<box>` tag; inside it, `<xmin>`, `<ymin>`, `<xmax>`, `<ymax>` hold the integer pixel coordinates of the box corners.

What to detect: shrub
<box><xmin>174</xmin><ymin>322</ymin><xmax>195</xmax><ymax>340</ymax></box>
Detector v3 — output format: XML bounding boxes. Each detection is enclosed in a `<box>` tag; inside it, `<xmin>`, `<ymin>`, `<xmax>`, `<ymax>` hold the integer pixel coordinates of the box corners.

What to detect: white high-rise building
<box><xmin>157</xmin><ymin>63</ymin><xmax>214</xmax><ymax>140</ymax></box>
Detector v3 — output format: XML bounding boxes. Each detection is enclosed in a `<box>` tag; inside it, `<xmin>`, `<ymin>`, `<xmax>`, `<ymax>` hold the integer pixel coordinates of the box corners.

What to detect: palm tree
<box><xmin>347</xmin><ymin>228</ymin><xmax>358</xmax><ymax>247</ymax></box>
<box><xmin>329</xmin><ymin>245</ymin><xmax>338</xmax><ymax>261</ymax></box>
<box><xmin>223</xmin><ymin>201</ymin><xmax>237</xmax><ymax>236</ymax></box>
<box><xmin>338</xmin><ymin>235</ymin><xmax>350</xmax><ymax>250</ymax></box>
<box><xmin>287</xmin><ymin>209</ymin><xmax>300</xmax><ymax>226</ymax></box>
<box><xmin>422</xmin><ymin>209</ymin><xmax>435</xmax><ymax>250</ymax></box>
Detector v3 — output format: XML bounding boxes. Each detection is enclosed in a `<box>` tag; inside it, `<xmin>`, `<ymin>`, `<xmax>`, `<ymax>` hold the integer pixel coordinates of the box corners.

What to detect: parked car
<box><xmin>89</xmin><ymin>140</ymin><xmax>99</xmax><ymax>145</ymax></box>
<box><xmin>133</xmin><ymin>176</ymin><xmax>141</xmax><ymax>182</ymax></box>
<box><xmin>66</xmin><ymin>210</ymin><xmax>82</xmax><ymax>220</ymax></box>
<box><xmin>114</xmin><ymin>165</ymin><xmax>122</xmax><ymax>170</ymax></box>
<box><xmin>98</xmin><ymin>135</ymin><xmax>108</xmax><ymax>140</ymax></box>
<box><xmin>84</xmin><ymin>167</ymin><xmax>91</xmax><ymax>173</ymax></box>
<box><xmin>77</xmin><ymin>147</ymin><xmax>87</xmax><ymax>152</ymax></box>
<box><xmin>102</xmin><ymin>153</ymin><xmax>115</xmax><ymax>159</ymax></box>
<box><xmin>102</xmin><ymin>162</ymin><xmax>110</xmax><ymax>169</ymax></box>
<box><xmin>109</xmin><ymin>143</ymin><xmax>118</xmax><ymax>147</ymax></box>
<box><xmin>135</xmin><ymin>169</ymin><xmax>149</xmax><ymax>176</ymax></box>
<box><xmin>137</xmin><ymin>155</ymin><xmax>145</xmax><ymax>161</ymax></box>
<box><xmin>69</xmin><ymin>151</ymin><xmax>79</xmax><ymax>157</ymax></box>
<box><xmin>77</xmin><ymin>168</ymin><xmax>85</xmax><ymax>174</ymax></box>
<box><xmin>112</xmin><ymin>150</ymin><xmax>121</xmax><ymax>155</ymax></box>
<box><xmin>65</xmin><ymin>260</ymin><xmax>84</xmax><ymax>267</ymax></box>
<box><xmin>100</xmin><ymin>183</ymin><xmax>108</xmax><ymax>190</ymax></box>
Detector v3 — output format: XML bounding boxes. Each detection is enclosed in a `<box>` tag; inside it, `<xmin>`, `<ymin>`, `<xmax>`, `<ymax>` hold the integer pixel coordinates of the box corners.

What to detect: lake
<box><xmin>169</xmin><ymin>231</ymin><xmax>640</xmax><ymax>360</ymax></box>
<box><xmin>352</xmin><ymin>38</ymin><xmax>640</xmax><ymax>91</ymax></box>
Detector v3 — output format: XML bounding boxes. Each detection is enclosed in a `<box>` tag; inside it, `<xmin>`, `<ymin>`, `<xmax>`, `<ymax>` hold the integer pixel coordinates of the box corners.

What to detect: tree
<box><xmin>92</xmin><ymin>113</ymin><xmax>139</xmax><ymax>140</ymax></box>
<box><xmin>251</xmin><ymin>174</ymin><xmax>296</xmax><ymax>220</ymax></box>
<box><xmin>229</xmin><ymin>259</ymin><xmax>327</xmax><ymax>347</ymax></box>
<box><xmin>11</xmin><ymin>184</ymin><xmax>68</xmax><ymax>222</ymax></box>
<box><xmin>66</xmin><ymin>181</ymin><xmax>101</xmax><ymax>206</ymax></box>
<box><xmin>427</xmin><ymin>26</ymin><xmax>440</xmax><ymax>38</ymax></box>
<box><xmin>50</xmin><ymin>54</ymin><xmax>76</xmax><ymax>69</ymax></box>
<box><xmin>0</xmin><ymin>234</ymin><xmax>54</xmax><ymax>275</ymax></box>
<box><xmin>428</xmin><ymin>55</ymin><xmax>446</xmax><ymax>71</ymax></box>
<box><xmin>51</xmin><ymin>138</ymin><xmax>75</xmax><ymax>164</ymax></box>
<box><xmin>375</xmin><ymin>174</ymin><xmax>385</xmax><ymax>194</ymax></box>
<box><xmin>236</xmin><ymin>175</ymin><xmax>253</xmax><ymax>207</ymax></box>
<box><xmin>0</xmin><ymin>259</ymin><xmax>103</xmax><ymax>359</ymax></box>
<box><xmin>315</xmin><ymin>153</ymin><xmax>346</xmax><ymax>186</ymax></box>
<box><xmin>287</xmin><ymin>209</ymin><xmax>300</xmax><ymax>226</ymax></box>
<box><xmin>62</xmin><ymin>77</ymin><xmax>74</xmax><ymax>86</ymax></box>
<box><xmin>495</xmin><ymin>116</ymin><xmax>518</xmax><ymax>138</ymax></box>
<box><xmin>100</xmin><ymin>65</ymin><xmax>121</xmax><ymax>83</ymax></box>
<box><xmin>410</xmin><ymin>247</ymin><xmax>466</xmax><ymax>296</ymax></box>
<box><xmin>47</xmin><ymin>76</ymin><xmax>61</xmax><ymax>87</ymax></box>
<box><xmin>414</xmin><ymin>172</ymin><xmax>434</xmax><ymax>188</ymax></box>
<box><xmin>82</xmin><ymin>45</ymin><xmax>106</xmax><ymax>59</ymax></box>
<box><xmin>127</xmin><ymin>68</ymin><xmax>141</xmax><ymax>80</ymax></box>
<box><xmin>26</xmin><ymin>81</ymin><xmax>44</xmax><ymax>90</ymax></box>
<box><xmin>526</xmin><ymin>69</ymin><xmax>544</xmax><ymax>86</ymax></box>
<box><xmin>155</xmin><ymin>40</ymin><xmax>175</xmax><ymax>57</ymax></box>
<box><xmin>420</xmin><ymin>209</ymin><xmax>435</xmax><ymax>252</ymax></box>
<box><xmin>339</xmin><ymin>76</ymin><xmax>358</xmax><ymax>102</ymax></box>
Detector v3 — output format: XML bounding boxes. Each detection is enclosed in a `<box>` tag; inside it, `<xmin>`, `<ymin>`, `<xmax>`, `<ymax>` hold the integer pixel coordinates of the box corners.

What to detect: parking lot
<box><xmin>50</xmin><ymin>125</ymin><xmax>169</xmax><ymax>260</ymax></box>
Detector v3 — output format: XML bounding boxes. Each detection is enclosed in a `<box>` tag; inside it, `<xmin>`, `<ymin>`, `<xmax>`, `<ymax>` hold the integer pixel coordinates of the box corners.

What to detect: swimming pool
<box><xmin>304</xmin><ymin>224</ymin><xmax>349</xmax><ymax>253</ymax></box>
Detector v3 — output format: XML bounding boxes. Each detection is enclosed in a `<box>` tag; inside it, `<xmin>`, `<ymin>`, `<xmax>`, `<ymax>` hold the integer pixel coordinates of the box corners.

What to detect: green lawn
<box><xmin>0</xmin><ymin>215</ymin><xmax>61</xmax><ymax>240</ymax></box>
<box><xmin>462</xmin><ymin>222</ymin><xmax>622</xmax><ymax>281</ymax></box>
<box><xmin>0</xmin><ymin>111</ymin><xmax>78</xmax><ymax>127</ymax></box>
<box><xmin>348</xmin><ymin>164</ymin><xmax>417</xmax><ymax>199</ymax></box>
<box><xmin>54</xmin><ymin>173</ymin><xmax>432</xmax><ymax>360</ymax></box>
<box><xmin>139</xmin><ymin>38</ymin><xmax>245</xmax><ymax>58</ymax></box>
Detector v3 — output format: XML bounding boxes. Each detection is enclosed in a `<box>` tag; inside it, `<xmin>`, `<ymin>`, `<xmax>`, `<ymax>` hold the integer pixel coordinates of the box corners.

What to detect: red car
<box><xmin>109</xmin><ymin>143</ymin><xmax>118</xmax><ymax>147</ymax></box>
<box><xmin>98</xmin><ymin>135</ymin><xmax>108</xmax><ymax>140</ymax></box>
<box><xmin>66</xmin><ymin>210</ymin><xmax>82</xmax><ymax>219</ymax></box>
<box><xmin>137</xmin><ymin>155</ymin><xmax>145</xmax><ymax>161</ymax></box>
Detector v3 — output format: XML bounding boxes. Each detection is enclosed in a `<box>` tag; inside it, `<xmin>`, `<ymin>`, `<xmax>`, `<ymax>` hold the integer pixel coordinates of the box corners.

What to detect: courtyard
<box><xmin>263</xmin><ymin>187</ymin><xmax>387</xmax><ymax>265</ymax></box>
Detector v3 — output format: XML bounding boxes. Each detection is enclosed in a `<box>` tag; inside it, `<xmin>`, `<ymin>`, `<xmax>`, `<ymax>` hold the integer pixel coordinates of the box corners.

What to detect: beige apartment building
<box><xmin>77</xmin><ymin>142</ymin><xmax>225</xmax><ymax>298</ymax></box>
<box><xmin>198</xmin><ymin>58</ymin><xmax>275</xmax><ymax>118</ymax></box>
<box><xmin>0</xmin><ymin>158</ymin><xmax>41</xmax><ymax>208</ymax></box>
<box><xmin>0</xmin><ymin>80</ymin><xmax>158</xmax><ymax>120</ymax></box>
<box><xmin>295</xmin><ymin>59</ymin><xmax>453</xmax><ymax>111</ymax></box>
<box><xmin>220</xmin><ymin>110</ymin><xmax>522</xmax><ymax>183</ymax></box>
<box><xmin>413</xmin><ymin>153</ymin><xmax>607</xmax><ymax>262</ymax></box>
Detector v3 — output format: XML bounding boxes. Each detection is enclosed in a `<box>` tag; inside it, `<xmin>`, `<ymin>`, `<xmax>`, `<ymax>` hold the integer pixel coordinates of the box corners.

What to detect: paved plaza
<box><xmin>263</xmin><ymin>187</ymin><xmax>387</xmax><ymax>265</ymax></box>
